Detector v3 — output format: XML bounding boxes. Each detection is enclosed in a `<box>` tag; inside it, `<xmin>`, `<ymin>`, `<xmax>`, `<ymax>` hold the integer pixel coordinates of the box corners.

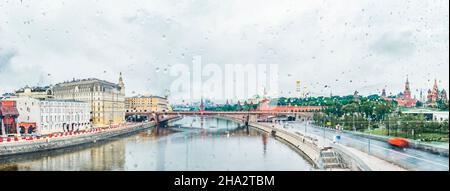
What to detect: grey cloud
<box><xmin>0</xmin><ymin>48</ymin><xmax>47</xmax><ymax>92</ymax></box>
<box><xmin>370</xmin><ymin>31</ymin><xmax>416</xmax><ymax>57</ymax></box>
<box><xmin>0</xmin><ymin>0</ymin><xmax>448</xmax><ymax>101</ymax></box>
<box><xmin>0</xmin><ymin>48</ymin><xmax>16</xmax><ymax>70</ymax></box>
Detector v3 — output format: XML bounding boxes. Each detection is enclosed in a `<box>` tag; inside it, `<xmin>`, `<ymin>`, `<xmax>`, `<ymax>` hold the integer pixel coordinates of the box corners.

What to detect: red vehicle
<box><xmin>388</xmin><ymin>138</ymin><xmax>410</xmax><ymax>148</ymax></box>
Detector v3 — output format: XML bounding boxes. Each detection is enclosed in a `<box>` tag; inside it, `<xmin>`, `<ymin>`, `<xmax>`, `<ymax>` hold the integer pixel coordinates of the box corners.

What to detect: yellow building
<box><xmin>52</xmin><ymin>74</ymin><xmax>126</xmax><ymax>126</ymax></box>
<box><xmin>126</xmin><ymin>95</ymin><xmax>169</xmax><ymax>113</ymax></box>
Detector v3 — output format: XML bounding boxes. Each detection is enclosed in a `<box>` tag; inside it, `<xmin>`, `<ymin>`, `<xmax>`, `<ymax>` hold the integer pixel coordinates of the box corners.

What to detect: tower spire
<box><xmin>200</xmin><ymin>97</ymin><xmax>204</xmax><ymax>115</ymax></box>
<box><xmin>118</xmin><ymin>72</ymin><xmax>125</xmax><ymax>94</ymax></box>
<box><xmin>403</xmin><ymin>75</ymin><xmax>412</xmax><ymax>99</ymax></box>
<box><xmin>433</xmin><ymin>79</ymin><xmax>438</xmax><ymax>90</ymax></box>
<box><xmin>405</xmin><ymin>75</ymin><xmax>410</xmax><ymax>91</ymax></box>
<box><xmin>119</xmin><ymin>72</ymin><xmax>123</xmax><ymax>83</ymax></box>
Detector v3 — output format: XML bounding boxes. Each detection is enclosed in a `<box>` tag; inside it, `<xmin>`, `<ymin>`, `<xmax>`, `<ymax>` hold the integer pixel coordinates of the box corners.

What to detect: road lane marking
<box><xmin>347</xmin><ymin>137</ymin><xmax>449</xmax><ymax>168</ymax></box>
<box><xmin>290</xmin><ymin>123</ymin><xmax>449</xmax><ymax>169</ymax></box>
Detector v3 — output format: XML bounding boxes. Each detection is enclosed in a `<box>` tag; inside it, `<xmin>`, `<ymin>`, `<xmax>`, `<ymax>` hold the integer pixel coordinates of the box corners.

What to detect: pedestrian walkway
<box><xmin>340</xmin><ymin>145</ymin><xmax>405</xmax><ymax>171</ymax></box>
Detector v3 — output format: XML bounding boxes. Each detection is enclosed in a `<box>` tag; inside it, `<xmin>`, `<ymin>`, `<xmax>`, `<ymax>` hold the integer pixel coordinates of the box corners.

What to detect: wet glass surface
<box><xmin>0</xmin><ymin>117</ymin><xmax>312</xmax><ymax>171</ymax></box>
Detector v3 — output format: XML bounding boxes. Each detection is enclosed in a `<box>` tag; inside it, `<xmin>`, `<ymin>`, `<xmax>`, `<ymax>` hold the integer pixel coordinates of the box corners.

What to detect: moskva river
<box><xmin>0</xmin><ymin>117</ymin><xmax>312</xmax><ymax>171</ymax></box>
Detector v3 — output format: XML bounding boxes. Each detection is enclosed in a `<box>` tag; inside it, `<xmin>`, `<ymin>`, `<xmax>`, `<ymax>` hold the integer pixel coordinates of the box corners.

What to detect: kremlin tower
<box><xmin>382</xmin><ymin>76</ymin><xmax>417</xmax><ymax>107</ymax></box>
<box><xmin>403</xmin><ymin>76</ymin><xmax>412</xmax><ymax>100</ymax></box>
<box><xmin>426</xmin><ymin>79</ymin><xmax>448</xmax><ymax>107</ymax></box>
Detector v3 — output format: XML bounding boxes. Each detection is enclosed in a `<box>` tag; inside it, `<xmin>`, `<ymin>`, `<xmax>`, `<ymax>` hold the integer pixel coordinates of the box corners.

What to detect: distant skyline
<box><xmin>0</xmin><ymin>0</ymin><xmax>449</xmax><ymax>103</ymax></box>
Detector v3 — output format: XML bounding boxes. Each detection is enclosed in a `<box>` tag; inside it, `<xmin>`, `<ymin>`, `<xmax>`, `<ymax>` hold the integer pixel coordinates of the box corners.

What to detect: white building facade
<box><xmin>432</xmin><ymin>112</ymin><xmax>449</xmax><ymax>122</ymax></box>
<box><xmin>9</xmin><ymin>97</ymin><xmax>91</xmax><ymax>135</ymax></box>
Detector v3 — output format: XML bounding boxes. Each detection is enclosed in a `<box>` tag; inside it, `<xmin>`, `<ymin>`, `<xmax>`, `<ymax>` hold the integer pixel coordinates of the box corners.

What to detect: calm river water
<box><xmin>0</xmin><ymin>117</ymin><xmax>312</xmax><ymax>171</ymax></box>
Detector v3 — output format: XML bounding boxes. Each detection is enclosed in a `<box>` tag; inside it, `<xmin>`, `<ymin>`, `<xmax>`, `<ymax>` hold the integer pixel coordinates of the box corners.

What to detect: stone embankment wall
<box><xmin>0</xmin><ymin>123</ymin><xmax>154</xmax><ymax>156</ymax></box>
<box><xmin>249</xmin><ymin>122</ymin><xmax>321</xmax><ymax>167</ymax></box>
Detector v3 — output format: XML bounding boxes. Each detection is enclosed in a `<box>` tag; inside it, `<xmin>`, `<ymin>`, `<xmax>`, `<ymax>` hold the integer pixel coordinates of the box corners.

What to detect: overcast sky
<box><xmin>0</xmin><ymin>0</ymin><xmax>448</xmax><ymax>103</ymax></box>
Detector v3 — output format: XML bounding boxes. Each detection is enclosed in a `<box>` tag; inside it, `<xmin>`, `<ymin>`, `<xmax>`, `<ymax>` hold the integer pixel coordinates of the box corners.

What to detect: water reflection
<box><xmin>0</xmin><ymin>117</ymin><xmax>312</xmax><ymax>171</ymax></box>
<box><xmin>1</xmin><ymin>140</ymin><xmax>126</xmax><ymax>171</ymax></box>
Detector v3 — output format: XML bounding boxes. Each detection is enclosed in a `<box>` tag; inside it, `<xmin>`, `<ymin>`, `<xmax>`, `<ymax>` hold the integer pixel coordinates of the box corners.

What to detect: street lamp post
<box><xmin>305</xmin><ymin>119</ymin><xmax>307</xmax><ymax>134</ymax></box>
<box><xmin>323</xmin><ymin>116</ymin><xmax>326</xmax><ymax>144</ymax></box>
<box><xmin>387</xmin><ymin>114</ymin><xmax>390</xmax><ymax>136</ymax></box>
<box><xmin>368</xmin><ymin>117</ymin><xmax>371</xmax><ymax>155</ymax></box>
<box><xmin>245</xmin><ymin>104</ymin><xmax>250</xmax><ymax>134</ymax></box>
<box><xmin>352</xmin><ymin>113</ymin><xmax>356</xmax><ymax>132</ymax></box>
<box><xmin>396</xmin><ymin>120</ymin><xmax>400</xmax><ymax>137</ymax></box>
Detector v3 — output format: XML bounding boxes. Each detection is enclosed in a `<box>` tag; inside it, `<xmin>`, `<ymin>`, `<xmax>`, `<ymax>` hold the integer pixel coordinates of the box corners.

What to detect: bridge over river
<box><xmin>0</xmin><ymin>116</ymin><xmax>313</xmax><ymax>171</ymax></box>
<box><xmin>125</xmin><ymin>111</ymin><xmax>316</xmax><ymax>124</ymax></box>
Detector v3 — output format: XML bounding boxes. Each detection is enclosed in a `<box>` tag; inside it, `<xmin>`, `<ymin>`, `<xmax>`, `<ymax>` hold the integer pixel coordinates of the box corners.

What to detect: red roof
<box><xmin>19</xmin><ymin>122</ymin><xmax>36</xmax><ymax>128</ymax></box>
<box><xmin>0</xmin><ymin>101</ymin><xmax>19</xmax><ymax>116</ymax></box>
<box><xmin>259</xmin><ymin>106</ymin><xmax>323</xmax><ymax>112</ymax></box>
<box><xmin>382</xmin><ymin>96</ymin><xmax>417</xmax><ymax>107</ymax></box>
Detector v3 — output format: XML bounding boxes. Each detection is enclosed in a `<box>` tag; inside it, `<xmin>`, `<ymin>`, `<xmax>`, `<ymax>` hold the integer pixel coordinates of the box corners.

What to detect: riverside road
<box><xmin>285</xmin><ymin>121</ymin><xmax>449</xmax><ymax>171</ymax></box>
